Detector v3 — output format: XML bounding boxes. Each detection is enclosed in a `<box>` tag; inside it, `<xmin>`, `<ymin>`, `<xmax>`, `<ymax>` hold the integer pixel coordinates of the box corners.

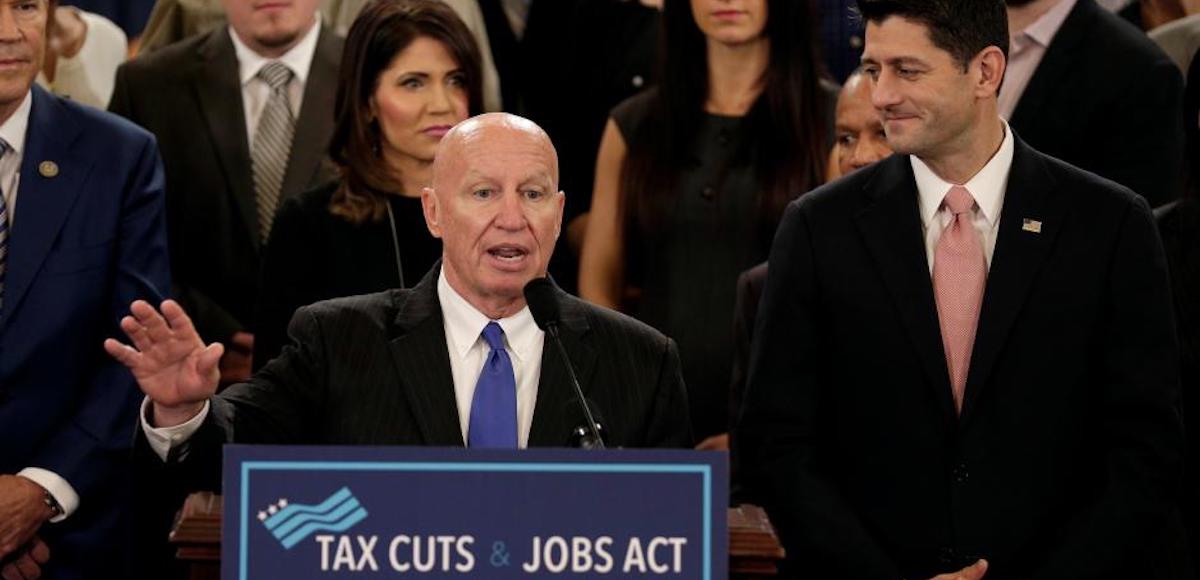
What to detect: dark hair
<box><xmin>855</xmin><ymin>0</ymin><xmax>1009</xmax><ymax>70</ymax></box>
<box><xmin>619</xmin><ymin>0</ymin><xmax>829</xmax><ymax>234</ymax></box>
<box><xmin>329</xmin><ymin>0</ymin><xmax>484</xmax><ymax>224</ymax></box>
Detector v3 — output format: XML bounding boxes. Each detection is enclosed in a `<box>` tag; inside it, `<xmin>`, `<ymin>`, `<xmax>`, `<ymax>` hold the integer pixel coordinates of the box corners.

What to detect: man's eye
<box><xmin>523</xmin><ymin>189</ymin><xmax>545</xmax><ymax>201</ymax></box>
<box><xmin>472</xmin><ymin>189</ymin><xmax>493</xmax><ymax>199</ymax></box>
<box><xmin>897</xmin><ymin>68</ymin><xmax>919</xmax><ymax>78</ymax></box>
<box><xmin>838</xmin><ymin>134</ymin><xmax>857</xmax><ymax>146</ymax></box>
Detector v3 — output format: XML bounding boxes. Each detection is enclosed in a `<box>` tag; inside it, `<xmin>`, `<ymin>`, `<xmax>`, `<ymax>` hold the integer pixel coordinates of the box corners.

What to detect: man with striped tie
<box><xmin>109</xmin><ymin>0</ymin><xmax>343</xmax><ymax>385</ymax></box>
<box><xmin>739</xmin><ymin>0</ymin><xmax>1189</xmax><ymax>578</ymax></box>
<box><xmin>0</xmin><ymin>1</ymin><xmax>170</xmax><ymax>578</ymax></box>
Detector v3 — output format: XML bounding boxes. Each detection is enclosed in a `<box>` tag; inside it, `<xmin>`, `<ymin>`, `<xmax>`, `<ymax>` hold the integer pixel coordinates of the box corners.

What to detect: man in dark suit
<box><xmin>105</xmin><ymin>113</ymin><xmax>690</xmax><ymax>485</ymax></box>
<box><xmin>109</xmin><ymin>0</ymin><xmax>342</xmax><ymax>382</ymax></box>
<box><xmin>738</xmin><ymin>1</ymin><xmax>1188</xmax><ymax>578</ymax></box>
<box><xmin>0</xmin><ymin>2</ymin><xmax>170</xmax><ymax>579</ymax></box>
<box><xmin>1003</xmin><ymin>0</ymin><xmax>1184</xmax><ymax>207</ymax></box>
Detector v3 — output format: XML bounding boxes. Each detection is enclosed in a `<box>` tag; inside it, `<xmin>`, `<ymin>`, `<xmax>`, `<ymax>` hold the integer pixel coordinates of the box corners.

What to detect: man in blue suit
<box><xmin>0</xmin><ymin>0</ymin><xmax>170</xmax><ymax>578</ymax></box>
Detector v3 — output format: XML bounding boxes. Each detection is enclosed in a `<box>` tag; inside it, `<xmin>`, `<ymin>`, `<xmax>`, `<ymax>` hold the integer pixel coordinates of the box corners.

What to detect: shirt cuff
<box><xmin>140</xmin><ymin>397</ymin><xmax>210</xmax><ymax>461</ymax></box>
<box><xmin>16</xmin><ymin>468</ymin><xmax>78</xmax><ymax>523</ymax></box>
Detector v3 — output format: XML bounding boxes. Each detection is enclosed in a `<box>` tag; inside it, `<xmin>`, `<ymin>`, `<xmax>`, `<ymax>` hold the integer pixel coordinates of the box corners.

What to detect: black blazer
<box><xmin>1009</xmin><ymin>0</ymin><xmax>1184</xmax><ymax>207</ymax></box>
<box><xmin>157</xmin><ymin>266</ymin><xmax>693</xmax><ymax>491</ymax></box>
<box><xmin>738</xmin><ymin>136</ymin><xmax>1189</xmax><ymax>579</ymax></box>
<box><xmin>109</xmin><ymin>26</ymin><xmax>343</xmax><ymax>343</ymax></box>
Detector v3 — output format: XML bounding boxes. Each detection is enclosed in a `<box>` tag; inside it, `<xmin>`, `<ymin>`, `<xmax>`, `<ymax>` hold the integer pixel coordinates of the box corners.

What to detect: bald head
<box><xmin>432</xmin><ymin>113</ymin><xmax>559</xmax><ymax>195</ymax></box>
<box><xmin>421</xmin><ymin>113</ymin><xmax>566</xmax><ymax>319</ymax></box>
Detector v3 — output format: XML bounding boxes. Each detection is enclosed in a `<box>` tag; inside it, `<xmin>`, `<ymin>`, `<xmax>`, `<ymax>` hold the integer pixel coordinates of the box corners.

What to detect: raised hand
<box><xmin>931</xmin><ymin>559</ymin><xmax>987</xmax><ymax>580</ymax></box>
<box><xmin>103</xmin><ymin>299</ymin><xmax>224</xmax><ymax>427</ymax></box>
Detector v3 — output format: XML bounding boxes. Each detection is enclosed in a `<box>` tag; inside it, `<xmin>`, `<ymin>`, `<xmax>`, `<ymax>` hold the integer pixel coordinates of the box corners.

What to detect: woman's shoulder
<box><xmin>610</xmin><ymin>87</ymin><xmax>660</xmax><ymax>138</ymax></box>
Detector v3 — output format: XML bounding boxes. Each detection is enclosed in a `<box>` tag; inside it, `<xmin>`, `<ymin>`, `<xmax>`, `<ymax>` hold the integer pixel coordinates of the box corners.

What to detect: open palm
<box><xmin>104</xmin><ymin>299</ymin><xmax>223</xmax><ymax>419</ymax></box>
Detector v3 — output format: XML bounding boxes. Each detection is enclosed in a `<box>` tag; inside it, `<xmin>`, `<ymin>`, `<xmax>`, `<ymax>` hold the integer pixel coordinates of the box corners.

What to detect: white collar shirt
<box><xmin>229</xmin><ymin>14</ymin><xmax>321</xmax><ymax>143</ymax></box>
<box><xmin>0</xmin><ymin>90</ymin><xmax>32</xmax><ymax>226</ymax></box>
<box><xmin>912</xmin><ymin>120</ymin><xmax>1015</xmax><ymax>274</ymax></box>
<box><xmin>437</xmin><ymin>266</ymin><xmax>543</xmax><ymax>448</ymax></box>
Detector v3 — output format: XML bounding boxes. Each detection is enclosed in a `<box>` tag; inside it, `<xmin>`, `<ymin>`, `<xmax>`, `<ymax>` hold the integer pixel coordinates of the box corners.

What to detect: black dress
<box><xmin>610</xmin><ymin>89</ymin><xmax>832</xmax><ymax>440</ymax></box>
<box><xmin>253</xmin><ymin>181</ymin><xmax>442</xmax><ymax>369</ymax></box>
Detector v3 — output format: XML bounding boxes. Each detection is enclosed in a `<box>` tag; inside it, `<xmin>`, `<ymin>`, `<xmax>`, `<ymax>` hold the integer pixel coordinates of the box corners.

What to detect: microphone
<box><xmin>565</xmin><ymin>399</ymin><xmax>607</xmax><ymax>450</ymax></box>
<box><xmin>524</xmin><ymin>277</ymin><xmax>606</xmax><ymax>449</ymax></box>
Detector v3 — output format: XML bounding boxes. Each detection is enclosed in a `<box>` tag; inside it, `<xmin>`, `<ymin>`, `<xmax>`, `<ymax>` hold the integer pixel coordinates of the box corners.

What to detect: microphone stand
<box><xmin>545</xmin><ymin>322</ymin><xmax>605</xmax><ymax>449</ymax></box>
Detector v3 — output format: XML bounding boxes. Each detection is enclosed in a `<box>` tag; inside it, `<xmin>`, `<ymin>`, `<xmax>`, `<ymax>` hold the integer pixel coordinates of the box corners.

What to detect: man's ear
<box><xmin>974</xmin><ymin>45</ymin><xmax>1006</xmax><ymax>98</ymax></box>
<box><xmin>421</xmin><ymin>187</ymin><xmax>443</xmax><ymax>238</ymax></box>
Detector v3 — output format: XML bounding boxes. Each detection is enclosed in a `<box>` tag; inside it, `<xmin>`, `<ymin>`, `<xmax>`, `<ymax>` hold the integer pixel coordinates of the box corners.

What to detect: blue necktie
<box><xmin>468</xmin><ymin>322</ymin><xmax>518</xmax><ymax>448</ymax></box>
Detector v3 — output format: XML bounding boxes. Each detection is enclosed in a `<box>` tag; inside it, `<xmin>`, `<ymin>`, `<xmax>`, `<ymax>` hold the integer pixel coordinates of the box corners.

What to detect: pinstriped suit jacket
<box><xmin>162</xmin><ymin>266</ymin><xmax>693</xmax><ymax>491</ymax></box>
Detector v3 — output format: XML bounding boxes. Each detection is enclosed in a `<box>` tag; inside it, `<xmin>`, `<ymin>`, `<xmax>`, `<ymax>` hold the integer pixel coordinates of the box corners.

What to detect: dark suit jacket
<box><xmin>0</xmin><ymin>86</ymin><xmax>170</xmax><ymax>578</ymax></box>
<box><xmin>738</xmin><ymin>135</ymin><xmax>1189</xmax><ymax>579</ymax></box>
<box><xmin>108</xmin><ymin>25</ymin><xmax>342</xmax><ymax>344</ymax></box>
<box><xmin>153</xmin><ymin>266</ymin><xmax>692</xmax><ymax>492</ymax></box>
<box><xmin>1009</xmin><ymin>0</ymin><xmax>1184</xmax><ymax>208</ymax></box>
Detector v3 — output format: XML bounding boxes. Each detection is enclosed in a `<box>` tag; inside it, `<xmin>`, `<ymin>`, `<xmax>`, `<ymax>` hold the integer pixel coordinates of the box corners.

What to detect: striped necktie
<box><xmin>0</xmin><ymin>140</ymin><xmax>10</xmax><ymax>311</ymax></box>
<box><xmin>251</xmin><ymin>61</ymin><xmax>296</xmax><ymax>243</ymax></box>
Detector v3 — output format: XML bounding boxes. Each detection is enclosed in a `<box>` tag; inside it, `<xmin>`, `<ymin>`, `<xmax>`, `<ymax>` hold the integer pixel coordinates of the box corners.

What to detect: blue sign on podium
<box><xmin>222</xmin><ymin>446</ymin><xmax>728</xmax><ymax>579</ymax></box>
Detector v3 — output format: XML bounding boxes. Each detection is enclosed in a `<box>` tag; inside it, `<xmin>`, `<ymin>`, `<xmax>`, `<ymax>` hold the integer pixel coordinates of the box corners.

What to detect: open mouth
<box><xmin>487</xmin><ymin>245</ymin><xmax>529</xmax><ymax>264</ymax></box>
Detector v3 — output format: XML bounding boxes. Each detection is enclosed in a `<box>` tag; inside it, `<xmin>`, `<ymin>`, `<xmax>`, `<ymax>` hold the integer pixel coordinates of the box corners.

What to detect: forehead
<box><xmin>447</xmin><ymin>128</ymin><xmax>556</xmax><ymax>185</ymax></box>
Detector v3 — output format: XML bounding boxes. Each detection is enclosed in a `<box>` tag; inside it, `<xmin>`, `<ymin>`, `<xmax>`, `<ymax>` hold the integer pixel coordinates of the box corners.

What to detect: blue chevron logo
<box><xmin>257</xmin><ymin>487</ymin><xmax>369</xmax><ymax>550</ymax></box>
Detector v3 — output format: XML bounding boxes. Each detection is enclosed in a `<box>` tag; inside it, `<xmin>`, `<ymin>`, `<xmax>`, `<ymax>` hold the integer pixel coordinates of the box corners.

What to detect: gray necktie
<box><xmin>251</xmin><ymin>62</ymin><xmax>296</xmax><ymax>242</ymax></box>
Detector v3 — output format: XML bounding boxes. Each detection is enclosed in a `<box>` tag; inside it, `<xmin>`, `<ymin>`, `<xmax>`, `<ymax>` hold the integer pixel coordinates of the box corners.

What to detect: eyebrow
<box><xmin>862</xmin><ymin>56</ymin><xmax>929</xmax><ymax>68</ymax></box>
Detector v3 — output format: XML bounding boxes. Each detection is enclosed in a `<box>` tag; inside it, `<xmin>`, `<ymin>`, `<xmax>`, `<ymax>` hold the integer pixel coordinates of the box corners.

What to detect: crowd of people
<box><xmin>0</xmin><ymin>0</ymin><xmax>1198</xmax><ymax>578</ymax></box>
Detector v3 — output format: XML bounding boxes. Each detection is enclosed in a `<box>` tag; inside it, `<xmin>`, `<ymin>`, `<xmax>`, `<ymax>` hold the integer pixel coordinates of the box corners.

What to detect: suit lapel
<box><xmin>855</xmin><ymin>157</ymin><xmax>957</xmax><ymax>423</ymax></box>
<box><xmin>960</xmin><ymin>138</ymin><xmax>1066</xmax><ymax>423</ymax></box>
<box><xmin>1009</xmin><ymin>0</ymin><xmax>1092</xmax><ymax>130</ymax></box>
<box><xmin>3</xmin><ymin>87</ymin><xmax>91</xmax><ymax>319</ymax></box>
<box><xmin>387</xmin><ymin>267</ymin><xmax>465</xmax><ymax>446</ymax></box>
<box><xmin>528</xmin><ymin>290</ymin><xmax>597</xmax><ymax>447</ymax></box>
<box><xmin>278</xmin><ymin>27</ymin><xmax>340</xmax><ymax>203</ymax></box>
<box><xmin>193</xmin><ymin>29</ymin><xmax>260</xmax><ymax>249</ymax></box>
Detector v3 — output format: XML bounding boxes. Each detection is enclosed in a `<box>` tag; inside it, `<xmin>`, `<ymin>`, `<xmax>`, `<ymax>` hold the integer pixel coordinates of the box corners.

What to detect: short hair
<box><xmin>328</xmin><ymin>0</ymin><xmax>484</xmax><ymax>224</ymax></box>
<box><xmin>855</xmin><ymin>0</ymin><xmax>1009</xmax><ymax>71</ymax></box>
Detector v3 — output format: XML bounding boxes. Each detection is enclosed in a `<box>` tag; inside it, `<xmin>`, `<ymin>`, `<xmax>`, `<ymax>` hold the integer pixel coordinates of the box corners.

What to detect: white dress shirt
<box><xmin>2</xmin><ymin>91</ymin><xmax>80</xmax><ymax>523</ymax></box>
<box><xmin>998</xmin><ymin>0</ymin><xmax>1077</xmax><ymax>120</ymax></box>
<box><xmin>912</xmin><ymin>120</ymin><xmax>1015</xmax><ymax>274</ymax></box>
<box><xmin>143</xmin><ymin>267</ymin><xmax>545</xmax><ymax>458</ymax></box>
<box><xmin>229</xmin><ymin>14</ymin><xmax>321</xmax><ymax>144</ymax></box>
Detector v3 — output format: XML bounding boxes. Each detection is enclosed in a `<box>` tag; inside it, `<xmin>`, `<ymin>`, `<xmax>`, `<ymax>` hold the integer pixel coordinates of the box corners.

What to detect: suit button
<box><xmin>701</xmin><ymin>185</ymin><xmax>716</xmax><ymax>200</ymax></box>
<box><xmin>938</xmin><ymin>547</ymin><xmax>955</xmax><ymax>565</ymax></box>
<box><xmin>953</xmin><ymin>463</ymin><xmax>969</xmax><ymax>483</ymax></box>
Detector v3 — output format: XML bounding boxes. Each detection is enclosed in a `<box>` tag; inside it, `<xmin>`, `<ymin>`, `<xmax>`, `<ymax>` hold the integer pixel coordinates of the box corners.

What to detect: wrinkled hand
<box><xmin>103</xmin><ymin>300</ymin><xmax>224</xmax><ymax>427</ymax></box>
<box><xmin>931</xmin><ymin>559</ymin><xmax>988</xmax><ymax>580</ymax></box>
<box><xmin>0</xmin><ymin>536</ymin><xmax>49</xmax><ymax>580</ymax></box>
<box><xmin>695</xmin><ymin>433</ymin><xmax>729</xmax><ymax>451</ymax></box>
<box><xmin>0</xmin><ymin>477</ymin><xmax>51</xmax><ymax>560</ymax></box>
<box><xmin>218</xmin><ymin>332</ymin><xmax>254</xmax><ymax>385</ymax></box>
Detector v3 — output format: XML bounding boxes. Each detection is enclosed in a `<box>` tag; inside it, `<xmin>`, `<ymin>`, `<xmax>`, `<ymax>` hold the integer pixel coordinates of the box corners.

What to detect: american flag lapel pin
<box><xmin>1022</xmin><ymin>218</ymin><xmax>1042</xmax><ymax>234</ymax></box>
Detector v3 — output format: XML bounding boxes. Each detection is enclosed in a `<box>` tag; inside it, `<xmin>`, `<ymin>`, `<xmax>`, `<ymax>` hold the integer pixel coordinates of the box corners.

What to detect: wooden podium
<box><xmin>170</xmin><ymin>492</ymin><xmax>784</xmax><ymax>579</ymax></box>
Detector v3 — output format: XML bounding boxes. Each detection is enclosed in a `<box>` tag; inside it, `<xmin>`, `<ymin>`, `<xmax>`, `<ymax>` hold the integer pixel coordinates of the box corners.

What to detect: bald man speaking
<box><xmin>105</xmin><ymin>114</ymin><xmax>691</xmax><ymax>487</ymax></box>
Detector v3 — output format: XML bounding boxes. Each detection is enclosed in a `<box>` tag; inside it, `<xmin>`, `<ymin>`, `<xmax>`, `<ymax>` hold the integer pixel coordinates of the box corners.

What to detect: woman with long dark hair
<box><xmin>253</xmin><ymin>0</ymin><xmax>483</xmax><ymax>368</ymax></box>
<box><xmin>578</xmin><ymin>0</ymin><xmax>834</xmax><ymax>446</ymax></box>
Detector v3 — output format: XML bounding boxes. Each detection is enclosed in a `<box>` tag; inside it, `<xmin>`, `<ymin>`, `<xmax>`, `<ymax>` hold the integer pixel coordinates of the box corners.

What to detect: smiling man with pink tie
<box><xmin>737</xmin><ymin>0</ymin><xmax>1189</xmax><ymax>578</ymax></box>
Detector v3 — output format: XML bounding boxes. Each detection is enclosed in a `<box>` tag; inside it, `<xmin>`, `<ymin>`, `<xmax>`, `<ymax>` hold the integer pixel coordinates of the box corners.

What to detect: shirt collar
<box><xmin>230</xmin><ymin>13</ymin><xmax>322</xmax><ymax>87</ymax></box>
<box><xmin>1019</xmin><ymin>0</ymin><xmax>1077</xmax><ymax>48</ymax></box>
<box><xmin>0</xmin><ymin>90</ymin><xmax>33</xmax><ymax>156</ymax></box>
<box><xmin>437</xmin><ymin>266</ymin><xmax>542</xmax><ymax>364</ymax></box>
<box><xmin>913</xmin><ymin>119</ymin><xmax>1014</xmax><ymax>228</ymax></box>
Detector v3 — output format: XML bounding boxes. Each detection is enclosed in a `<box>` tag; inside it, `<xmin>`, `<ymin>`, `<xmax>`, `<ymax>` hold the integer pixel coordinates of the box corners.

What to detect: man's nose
<box><xmin>0</xmin><ymin>7</ymin><xmax>22</xmax><ymax>41</ymax></box>
<box><xmin>870</xmin><ymin>72</ymin><xmax>902</xmax><ymax>110</ymax></box>
<box><xmin>494</xmin><ymin>191</ymin><xmax>527</xmax><ymax>229</ymax></box>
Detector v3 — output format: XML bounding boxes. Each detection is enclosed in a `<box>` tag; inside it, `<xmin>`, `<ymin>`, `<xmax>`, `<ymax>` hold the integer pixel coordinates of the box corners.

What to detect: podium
<box><xmin>170</xmin><ymin>493</ymin><xmax>784</xmax><ymax>579</ymax></box>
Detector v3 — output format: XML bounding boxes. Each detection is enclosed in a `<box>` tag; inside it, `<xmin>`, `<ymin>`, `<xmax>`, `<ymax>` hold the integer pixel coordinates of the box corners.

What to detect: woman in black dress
<box><xmin>254</xmin><ymin>0</ymin><xmax>483</xmax><ymax>368</ymax></box>
<box><xmin>578</xmin><ymin>0</ymin><xmax>833</xmax><ymax>447</ymax></box>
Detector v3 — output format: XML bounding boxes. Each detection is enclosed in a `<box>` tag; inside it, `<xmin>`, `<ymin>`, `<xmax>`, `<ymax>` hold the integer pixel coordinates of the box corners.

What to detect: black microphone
<box><xmin>524</xmin><ymin>277</ymin><xmax>606</xmax><ymax>449</ymax></box>
<box><xmin>565</xmin><ymin>399</ymin><xmax>607</xmax><ymax>450</ymax></box>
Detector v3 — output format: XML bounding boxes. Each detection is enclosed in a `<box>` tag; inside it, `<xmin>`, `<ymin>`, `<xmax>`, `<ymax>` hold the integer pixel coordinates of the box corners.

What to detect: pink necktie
<box><xmin>933</xmin><ymin>185</ymin><xmax>986</xmax><ymax>415</ymax></box>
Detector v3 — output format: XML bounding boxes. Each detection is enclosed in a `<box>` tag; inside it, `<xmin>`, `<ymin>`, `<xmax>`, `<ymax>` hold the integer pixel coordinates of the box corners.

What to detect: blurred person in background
<box><xmin>253</xmin><ymin>0</ymin><xmax>482</xmax><ymax>368</ymax></box>
<box><xmin>579</xmin><ymin>0</ymin><xmax>835</xmax><ymax>450</ymax></box>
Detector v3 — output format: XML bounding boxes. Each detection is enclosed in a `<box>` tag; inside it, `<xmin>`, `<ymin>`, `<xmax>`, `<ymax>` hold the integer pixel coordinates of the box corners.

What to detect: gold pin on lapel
<box><xmin>38</xmin><ymin>161</ymin><xmax>58</xmax><ymax>178</ymax></box>
<box><xmin>1022</xmin><ymin>218</ymin><xmax>1042</xmax><ymax>234</ymax></box>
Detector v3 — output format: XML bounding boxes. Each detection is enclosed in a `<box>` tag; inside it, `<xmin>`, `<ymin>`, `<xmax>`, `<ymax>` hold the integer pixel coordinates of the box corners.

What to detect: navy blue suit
<box><xmin>0</xmin><ymin>86</ymin><xmax>170</xmax><ymax>578</ymax></box>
